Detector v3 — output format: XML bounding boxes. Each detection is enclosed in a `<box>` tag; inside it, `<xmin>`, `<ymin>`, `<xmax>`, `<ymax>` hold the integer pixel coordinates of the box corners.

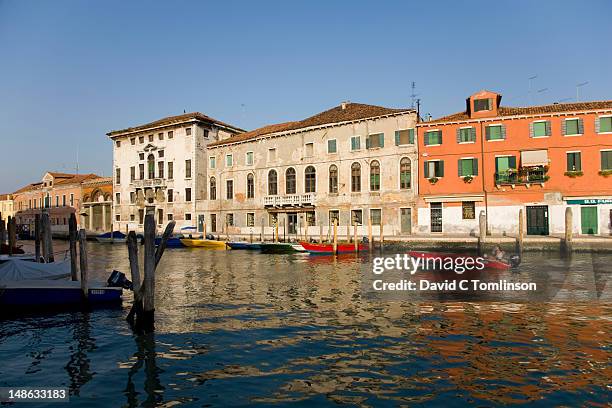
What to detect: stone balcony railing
<box><xmin>131</xmin><ymin>178</ymin><xmax>167</xmax><ymax>188</ymax></box>
<box><xmin>264</xmin><ymin>193</ymin><xmax>315</xmax><ymax>207</ymax></box>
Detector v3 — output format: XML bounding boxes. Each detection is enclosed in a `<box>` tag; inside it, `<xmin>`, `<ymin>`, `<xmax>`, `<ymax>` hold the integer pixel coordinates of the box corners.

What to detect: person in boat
<box><xmin>487</xmin><ymin>246</ymin><xmax>521</xmax><ymax>268</ymax></box>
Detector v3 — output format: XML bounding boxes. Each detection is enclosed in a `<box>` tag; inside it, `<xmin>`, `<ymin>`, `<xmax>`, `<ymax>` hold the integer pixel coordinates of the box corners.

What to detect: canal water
<box><xmin>1</xmin><ymin>242</ymin><xmax>610</xmax><ymax>407</ymax></box>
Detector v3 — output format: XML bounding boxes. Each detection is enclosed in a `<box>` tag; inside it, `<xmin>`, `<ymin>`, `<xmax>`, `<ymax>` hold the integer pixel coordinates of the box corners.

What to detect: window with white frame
<box><xmin>246</xmin><ymin>151</ymin><xmax>254</xmax><ymax>166</ymax></box>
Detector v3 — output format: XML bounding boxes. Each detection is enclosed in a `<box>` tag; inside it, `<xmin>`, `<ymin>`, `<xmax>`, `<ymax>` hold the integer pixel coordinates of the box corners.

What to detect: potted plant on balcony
<box><xmin>564</xmin><ymin>171</ymin><xmax>584</xmax><ymax>178</ymax></box>
<box><xmin>599</xmin><ymin>169</ymin><xmax>612</xmax><ymax>177</ymax></box>
<box><xmin>428</xmin><ymin>177</ymin><xmax>439</xmax><ymax>185</ymax></box>
<box><xmin>462</xmin><ymin>175</ymin><xmax>473</xmax><ymax>184</ymax></box>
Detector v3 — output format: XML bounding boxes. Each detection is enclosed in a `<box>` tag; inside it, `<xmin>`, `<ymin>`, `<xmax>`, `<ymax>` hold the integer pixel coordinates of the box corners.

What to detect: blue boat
<box><xmin>0</xmin><ymin>280</ymin><xmax>122</xmax><ymax>308</ymax></box>
<box><xmin>154</xmin><ymin>236</ymin><xmax>185</xmax><ymax>248</ymax></box>
<box><xmin>96</xmin><ymin>231</ymin><xmax>127</xmax><ymax>243</ymax></box>
<box><xmin>227</xmin><ymin>242</ymin><xmax>263</xmax><ymax>250</ymax></box>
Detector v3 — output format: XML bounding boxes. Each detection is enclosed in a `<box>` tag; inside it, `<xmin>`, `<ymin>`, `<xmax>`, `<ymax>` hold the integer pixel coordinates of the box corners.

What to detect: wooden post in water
<box><xmin>275</xmin><ymin>219</ymin><xmax>279</xmax><ymax>243</ymax></box>
<box><xmin>304</xmin><ymin>220</ymin><xmax>309</xmax><ymax>242</ymax></box>
<box><xmin>69</xmin><ymin>214</ymin><xmax>78</xmax><ymax>281</ymax></box>
<box><xmin>40</xmin><ymin>212</ymin><xmax>54</xmax><ymax>262</ymax></box>
<box><xmin>367</xmin><ymin>216</ymin><xmax>373</xmax><ymax>251</ymax></box>
<box><xmin>34</xmin><ymin>214</ymin><xmax>41</xmax><ymax>262</ymax></box>
<box><xmin>0</xmin><ymin>215</ymin><xmax>5</xmax><ymax>247</ymax></box>
<box><xmin>40</xmin><ymin>213</ymin><xmax>48</xmax><ymax>262</ymax></box>
<box><xmin>141</xmin><ymin>214</ymin><xmax>156</xmax><ymax>331</ymax></box>
<box><xmin>517</xmin><ymin>209</ymin><xmax>524</xmax><ymax>256</ymax></box>
<box><xmin>563</xmin><ymin>207</ymin><xmax>573</xmax><ymax>254</ymax></box>
<box><xmin>225</xmin><ymin>221</ymin><xmax>229</xmax><ymax>241</ymax></box>
<box><xmin>78</xmin><ymin>229</ymin><xmax>88</xmax><ymax>299</ymax></box>
<box><xmin>332</xmin><ymin>219</ymin><xmax>338</xmax><ymax>255</ymax></box>
<box><xmin>126</xmin><ymin>231</ymin><xmax>141</xmax><ymax>324</ymax></box>
<box><xmin>319</xmin><ymin>223</ymin><xmax>323</xmax><ymax>244</ymax></box>
<box><xmin>7</xmin><ymin>216</ymin><xmax>15</xmax><ymax>256</ymax></box>
<box><xmin>282</xmin><ymin>219</ymin><xmax>286</xmax><ymax>242</ymax></box>
<box><xmin>260</xmin><ymin>218</ymin><xmax>264</xmax><ymax>242</ymax></box>
<box><xmin>203</xmin><ymin>221</ymin><xmax>207</xmax><ymax>238</ymax></box>
<box><xmin>379</xmin><ymin>223</ymin><xmax>384</xmax><ymax>251</ymax></box>
<box><xmin>478</xmin><ymin>210</ymin><xmax>486</xmax><ymax>256</ymax></box>
<box><xmin>353</xmin><ymin>221</ymin><xmax>358</xmax><ymax>252</ymax></box>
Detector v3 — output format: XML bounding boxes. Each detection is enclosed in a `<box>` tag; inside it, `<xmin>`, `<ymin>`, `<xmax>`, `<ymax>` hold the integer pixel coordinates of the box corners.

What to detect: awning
<box><xmin>521</xmin><ymin>150</ymin><xmax>549</xmax><ymax>167</ymax></box>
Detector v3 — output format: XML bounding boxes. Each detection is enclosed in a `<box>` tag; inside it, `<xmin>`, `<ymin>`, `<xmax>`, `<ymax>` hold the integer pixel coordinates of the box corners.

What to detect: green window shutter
<box><xmin>470</xmin><ymin>127</ymin><xmax>476</xmax><ymax>141</ymax></box>
<box><xmin>566</xmin><ymin>153</ymin><xmax>572</xmax><ymax>171</ymax></box>
<box><xmin>439</xmin><ymin>160</ymin><xmax>444</xmax><ymax>177</ymax></box>
<box><xmin>456</xmin><ymin>128</ymin><xmax>461</xmax><ymax>143</ymax></box>
<box><xmin>600</xmin><ymin>117</ymin><xmax>612</xmax><ymax>133</ymax></box>
<box><xmin>561</xmin><ymin>120</ymin><xmax>567</xmax><ymax>136</ymax></box>
<box><xmin>395</xmin><ymin>131</ymin><xmax>400</xmax><ymax>146</ymax></box>
<box><xmin>365</xmin><ymin>136</ymin><xmax>370</xmax><ymax>149</ymax></box>
<box><xmin>545</xmin><ymin>120</ymin><xmax>551</xmax><ymax>136</ymax></box>
<box><xmin>485</xmin><ymin>126</ymin><xmax>491</xmax><ymax>140</ymax></box>
<box><xmin>423</xmin><ymin>161</ymin><xmax>429</xmax><ymax>178</ymax></box>
<box><xmin>501</xmin><ymin>124</ymin><xmax>507</xmax><ymax>139</ymax></box>
<box><xmin>409</xmin><ymin>128</ymin><xmax>415</xmax><ymax>144</ymax></box>
<box><xmin>576</xmin><ymin>153</ymin><xmax>582</xmax><ymax>171</ymax></box>
<box><xmin>379</xmin><ymin>134</ymin><xmax>384</xmax><ymax>147</ymax></box>
<box><xmin>473</xmin><ymin>158</ymin><xmax>479</xmax><ymax>176</ymax></box>
<box><xmin>509</xmin><ymin>156</ymin><xmax>516</xmax><ymax>169</ymax></box>
<box><xmin>458</xmin><ymin>159</ymin><xmax>463</xmax><ymax>176</ymax></box>
<box><xmin>529</xmin><ymin>122</ymin><xmax>534</xmax><ymax>138</ymax></box>
<box><xmin>578</xmin><ymin>118</ymin><xmax>584</xmax><ymax>134</ymax></box>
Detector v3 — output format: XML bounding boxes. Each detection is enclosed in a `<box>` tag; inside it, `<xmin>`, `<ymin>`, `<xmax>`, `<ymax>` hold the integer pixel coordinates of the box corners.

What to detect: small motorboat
<box><xmin>96</xmin><ymin>231</ymin><xmax>127</xmax><ymax>243</ymax></box>
<box><xmin>227</xmin><ymin>241</ymin><xmax>263</xmax><ymax>250</ymax></box>
<box><xmin>299</xmin><ymin>241</ymin><xmax>367</xmax><ymax>255</ymax></box>
<box><xmin>260</xmin><ymin>242</ymin><xmax>307</xmax><ymax>254</ymax></box>
<box><xmin>154</xmin><ymin>236</ymin><xmax>185</xmax><ymax>248</ymax></box>
<box><xmin>407</xmin><ymin>251</ymin><xmax>516</xmax><ymax>270</ymax></box>
<box><xmin>180</xmin><ymin>238</ymin><xmax>227</xmax><ymax>249</ymax></box>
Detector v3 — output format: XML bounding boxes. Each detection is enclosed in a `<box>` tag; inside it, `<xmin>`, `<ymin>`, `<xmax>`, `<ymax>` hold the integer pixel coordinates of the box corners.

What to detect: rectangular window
<box><xmin>226</xmin><ymin>180</ymin><xmax>233</xmax><ymax>200</ymax></box>
<box><xmin>423</xmin><ymin>160</ymin><xmax>444</xmax><ymax>178</ymax></box>
<box><xmin>116</xmin><ymin>214</ymin><xmax>120</xmax><ymax>221</ymax></box>
<box><xmin>139</xmin><ymin>153</ymin><xmax>144</xmax><ymax>160</ymax></box>
<box><xmin>138</xmin><ymin>135</ymin><xmax>144</xmax><ymax>144</ymax></box>
<box><xmin>158</xmin><ymin>161</ymin><xmax>164</xmax><ymax>179</ymax></box>
<box><xmin>351</xmin><ymin>209</ymin><xmax>363</xmax><ymax>225</ymax></box>
<box><xmin>62</xmin><ymin>195</ymin><xmax>66</xmax><ymax>206</ymax></box>
<box><xmin>329</xmin><ymin>210</ymin><xmax>340</xmax><ymax>225</ymax></box>
<box><xmin>158</xmin><ymin>132</ymin><xmax>164</xmax><ymax>140</ymax></box>
<box><xmin>226</xmin><ymin>213</ymin><xmax>234</xmax><ymax>227</ymax></box>
<box><xmin>247</xmin><ymin>213</ymin><xmax>255</xmax><ymax>227</ymax></box>
<box><xmin>474</xmin><ymin>98</ymin><xmax>491</xmax><ymax>112</ymax></box>
<box><xmin>168</xmin><ymin>131</ymin><xmax>173</xmax><ymax>139</ymax></box>
<box><xmin>167</xmin><ymin>213</ymin><xmax>173</xmax><ymax>221</ymax></box>
<box><xmin>130</xmin><ymin>166</ymin><xmax>135</xmax><ymax>182</ymax></box>
<box><xmin>211</xmin><ymin>214</ymin><xmax>217</xmax><ymax>232</ymax></box>
<box><xmin>185</xmin><ymin>159</ymin><xmax>192</xmax><ymax>178</ymax></box>
<box><xmin>565</xmin><ymin>118</ymin><xmax>581</xmax><ymax>136</ymax></box>
<box><xmin>458</xmin><ymin>127</ymin><xmax>476</xmax><ymax>143</ymax></box>
<box><xmin>209</xmin><ymin>156</ymin><xmax>216</xmax><ymax>169</ymax></box>
<box><xmin>139</xmin><ymin>163</ymin><xmax>145</xmax><ymax>180</ymax></box>
<box><xmin>268</xmin><ymin>148</ymin><xmax>277</xmax><ymax>161</ymax></box>
<box><xmin>115</xmin><ymin>193</ymin><xmax>120</xmax><ymax>204</ymax></box>
<box><xmin>486</xmin><ymin>125</ymin><xmax>504</xmax><ymax>140</ymax></box>
<box><xmin>185</xmin><ymin>188</ymin><xmax>192</xmax><ymax>202</ymax></box>
<box><xmin>306</xmin><ymin>211</ymin><xmax>316</xmax><ymax>226</ymax></box>
<box><xmin>532</xmin><ymin>121</ymin><xmax>550</xmax><ymax>137</ymax></box>
<box><xmin>367</xmin><ymin>133</ymin><xmax>384</xmax><ymax>149</ymax></box>
<box><xmin>130</xmin><ymin>137</ymin><xmax>135</xmax><ymax>145</ymax></box>
<box><xmin>601</xmin><ymin>151</ymin><xmax>612</xmax><ymax>170</ymax></box>
<box><xmin>157</xmin><ymin>209</ymin><xmax>163</xmax><ymax>224</ymax></box>
<box><xmin>115</xmin><ymin>140</ymin><xmax>121</xmax><ymax>148</ymax></box>
<box><xmin>226</xmin><ymin>154</ymin><xmax>233</xmax><ymax>167</ymax></box>
<box><xmin>246</xmin><ymin>151</ymin><xmax>254</xmax><ymax>166</ymax></box>
<box><xmin>351</xmin><ymin>136</ymin><xmax>361</xmax><ymax>151</ymax></box>
<box><xmin>55</xmin><ymin>196</ymin><xmax>59</xmax><ymax>207</ymax></box>
<box><xmin>148</xmin><ymin>134</ymin><xmax>153</xmax><ymax>142</ymax></box>
<box><xmin>158</xmin><ymin>150</ymin><xmax>164</xmax><ymax>158</ymax></box>
<box><xmin>130</xmin><ymin>214</ymin><xmax>135</xmax><ymax>221</ymax></box>
<box><xmin>138</xmin><ymin>209</ymin><xmax>144</xmax><ymax>224</ymax></box>
<box><xmin>458</xmin><ymin>158</ymin><xmax>478</xmax><ymax>177</ymax></box>
<box><xmin>115</xmin><ymin>168</ymin><xmax>121</xmax><ymax>184</ymax></box>
<box><xmin>327</xmin><ymin>139</ymin><xmax>337</xmax><ymax>153</ymax></box>
<box><xmin>599</xmin><ymin>116</ymin><xmax>612</xmax><ymax>133</ymax></box>
<box><xmin>167</xmin><ymin>162</ymin><xmax>173</xmax><ymax>179</ymax></box>
<box><xmin>566</xmin><ymin>152</ymin><xmax>582</xmax><ymax>172</ymax></box>
<box><xmin>424</xmin><ymin>130</ymin><xmax>442</xmax><ymax>145</ymax></box>
<box><xmin>186</xmin><ymin>127</ymin><xmax>192</xmax><ymax>136</ymax></box>
<box><xmin>305</xmin><ymin>143</ymin><xmax>314</xmax><ymax>157</ymax></box>
<box><xmin>395</xmin><ymin>129</ymin><xmax>414</xmax><ymax>145</ymax></box>
<box><xmin>185</xmin><ymin>213</ymin><xmax>192</xmax><ymax>221</ymax></box>
<box><xmin>462</xmin><ymin>202</ymin><xmax>475</xmax><ymax>219</ymax></box>
<box><xmin>203</xmin><ymin>129</ymin><xmax>209</xmax><ymax>138</ymax></box>
<box><xmin>130</xmin><ymin>192</ymin><xmax>135</xmax><ymax>203</ymax></box>
<box><xmin>370</xmin><ymin>209</ymin><xmax>381</xmax><ymax>225</ymax></box>
<box><xmin>167</xmin><ymin>189</ymin><xmax>173</xmax><ymax>202</ymax></box>
<box><xmin>70</xmin><ymin>194</ymin><xmax>74</xmax><ymax>206</ymax></box>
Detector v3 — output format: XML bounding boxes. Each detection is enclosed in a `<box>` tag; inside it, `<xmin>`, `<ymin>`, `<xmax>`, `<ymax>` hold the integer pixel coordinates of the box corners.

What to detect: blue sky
<box><xmin>1</xmin><ymin>0</ymin><xmax>611</xmax><ymax>192</ymax></box>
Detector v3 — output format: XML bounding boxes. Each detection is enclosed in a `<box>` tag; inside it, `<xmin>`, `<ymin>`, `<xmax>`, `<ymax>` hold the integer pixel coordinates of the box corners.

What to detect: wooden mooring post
<box><xmin>7</xmin><ymin>216</ymin><xmax>14</xmax><ymax>256</ymax></box>
<box><xmin>353</xmin><ymin>221</ymin><xmax>358</xmax><ymax>252</ymax></box>
<box><xmin>78</xmin><ymin>229</ymin><xmax>88</xmax><ymax>299</ymax></box>
<box><xmin>516</xmin><ymin>209</ymin><xmax>524</xmax><ymax>256</ymax></box>
<box><xmin>69</xmin><ymin>214</ymin><xmax>78</xmax><ymax>281</ymax></box>
<box><xmin>332</xmin><ymin>219</ymin><xmax>338</xmax><ymax>255</ymax></box>
<box><xmin>379</xmin><ymin>223</ymin><xmax>384</xmax><ymax>252</ymax></box>
<box><xmin>260</xmin><ymin>218</ymin><xmax>264</xmax><ymax>242</ymax></box>
<box><xmin>34</xmin><ymin>214</ymin><xmax>41</xmax><ymax>262</ymax></box>
<box><xmin>127</xmin><ymin>217</ymin><xmax>175</xmax><ymax>333</ymax></box>
<box><xmin>477</xmin><ymin>210</ymin><xmax>486</xmax><ymax>256</ymax></box>
<box><xmin>346</xmin><ymin>225</ymin><xmax>350</xmax><ymax>243</ymax></box>
<box><xmin>319</xmin><ymin>223</ymin><xmax>323</xmax><ymax>243</ymax></box>
<box><xmin>0</xmin><ymin>214</ymin><xmax>5</xmax><ymax>247</ymax></box>
<box><xmin>563</xmin><ymin>207</ymin><xmax>573</xmax><ymax>254</ymax></box>
<box><xmin>367</xmin><ymin>216</ymin><xmax>373</xmax><ymax>251</ymax></box>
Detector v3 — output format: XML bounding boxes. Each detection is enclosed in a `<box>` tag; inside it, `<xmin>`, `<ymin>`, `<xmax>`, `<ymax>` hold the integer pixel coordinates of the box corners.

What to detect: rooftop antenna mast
<box><xmin>76</xmin><ymin>144</ymin><xmax>79</xmax><ymax>175</ymax></box>
<box><xmin>576</xmin><ymin>81</ymin><xmax>588</xmax><ymax>102</ymax></box>
<box><xmin>410</xmin><ymin>82</ymin><xmax>418</xmax><ymax>109</ymax></box>
<box><xmin>528</xmin><ymin>75</ymin><xmax>538</xmax><ymax>105</ymax></box>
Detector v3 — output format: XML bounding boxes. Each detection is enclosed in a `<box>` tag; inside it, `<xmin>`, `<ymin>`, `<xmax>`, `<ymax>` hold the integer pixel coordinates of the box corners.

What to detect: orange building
<box><xmin>416</xmin><ymin>90</ymin><xmax>612</xmax><ymax>236</ymax></box>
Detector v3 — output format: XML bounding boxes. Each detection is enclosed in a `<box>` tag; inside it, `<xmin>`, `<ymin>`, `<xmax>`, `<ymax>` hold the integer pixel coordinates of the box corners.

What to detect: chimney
<box><xmin>341</xmin><ymin>101</ymin><xmax>349</xmax><ymax>110</ymax></box>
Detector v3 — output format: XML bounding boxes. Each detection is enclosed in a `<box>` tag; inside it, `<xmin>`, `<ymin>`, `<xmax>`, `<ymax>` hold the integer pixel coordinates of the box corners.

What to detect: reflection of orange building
<box><xmin>416</xmin><ymin>91</ymin><xmax>612</xmax><ymax>236</ymax></box>
<box><xmin>12</xmin><ymin>172</ymin><xmax>112</xmax><ymax>234</ymax></box>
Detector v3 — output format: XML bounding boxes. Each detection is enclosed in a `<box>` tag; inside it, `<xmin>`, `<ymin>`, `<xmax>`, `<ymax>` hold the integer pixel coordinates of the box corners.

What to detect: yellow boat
<box><xmin>179</xmin><ymin>238</ymin><xmax>228</xmax><ymax>249</ymax></box>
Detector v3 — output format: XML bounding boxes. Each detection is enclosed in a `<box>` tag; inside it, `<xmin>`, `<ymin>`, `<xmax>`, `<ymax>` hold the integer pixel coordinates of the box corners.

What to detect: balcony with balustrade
<box><xmin>263</xmin><ymin>193</ymin><xmax>315</xmax><ymax>208</ymax></box>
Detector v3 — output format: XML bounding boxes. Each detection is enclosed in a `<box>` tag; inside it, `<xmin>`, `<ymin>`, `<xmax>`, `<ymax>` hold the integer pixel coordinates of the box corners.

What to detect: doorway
<box><xmin>430</xmin><ymin>203</ymin><xmax>442</xmax><ymax>233</ymax></box>
<box><xmin>288</xmin><ymin>213</ymin><xmax>297</xmax><ymax>235</ymax></box>
<box><xmin>400</xmin><ymin>208</ymin><xmax>412</xmax><ymax>234</ymax></box>
<box><xmin>581</xmin><ymin>206</ymin><xmax>598</xmax><ymax>235</ymax></box>
<box><xmin>526</xmin><ymin>205</ymin><xmax>549</xmax><ymax>235</ymax></box>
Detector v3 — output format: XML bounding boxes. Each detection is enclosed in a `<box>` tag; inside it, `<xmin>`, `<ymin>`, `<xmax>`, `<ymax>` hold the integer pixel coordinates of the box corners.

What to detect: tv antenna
<box><xmin>410</xmin><ymin>82</ymin><xmax>418</xmax><ymax>109</ymax></box>
<box><xmin>576</xmin><ymin>81</ymin><xmax>588</xmax><ymax>102</ymax></box>
<box><xmin>528</xmin><ymin>75</ymin><xmax>538</xmax><ymax>105</ymax></box>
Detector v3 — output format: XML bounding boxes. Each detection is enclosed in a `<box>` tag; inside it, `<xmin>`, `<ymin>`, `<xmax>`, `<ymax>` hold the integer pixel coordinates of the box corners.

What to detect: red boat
<box><xmin>407</xmin><ymin>251</ymin><xmax>512</xmax><ymax>270</ymax></box>
<box><xmin>299</xmin><ymin>241</ymin><xmax>367</xmax><ymax>254</ymax></box>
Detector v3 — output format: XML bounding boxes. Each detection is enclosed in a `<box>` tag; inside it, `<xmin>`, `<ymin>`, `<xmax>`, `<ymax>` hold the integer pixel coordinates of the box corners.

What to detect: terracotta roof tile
<box><xmin>423</xmin><ymin>100</ymin><xmax>612</xmax><ymax>124</ymax></box>
<box><xmin>107</xmin><ymin>112</ymin><xmax>245</xmax><ymax>136</ymax></box>
<box><xmin>209</xmin><ymin>103</ymin><xmax>412</xmax><ymax>147</ymax></box>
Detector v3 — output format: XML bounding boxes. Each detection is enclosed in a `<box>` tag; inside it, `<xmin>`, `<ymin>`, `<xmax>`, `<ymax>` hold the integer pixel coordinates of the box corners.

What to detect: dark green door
<box><xmin>401</xmin><ymin>208</ymin><xmax>412</xmax><ymax>234</ymax></box>
<box><xmin>581</xmin><ymin>206</ymin><xmax>598</xmax><ymax>235</ymax></box>
<box><xmin>527</xmin><ymin>206</ymin><xmax>549</xmax><ymax>235</ymax></box>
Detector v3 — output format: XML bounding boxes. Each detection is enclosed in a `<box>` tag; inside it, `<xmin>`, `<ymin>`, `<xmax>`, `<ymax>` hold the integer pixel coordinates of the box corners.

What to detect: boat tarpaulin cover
<box><xmin>0</xmin><ymin>259</ymin><xmax>71</xmax><ymax>281</ymax></box>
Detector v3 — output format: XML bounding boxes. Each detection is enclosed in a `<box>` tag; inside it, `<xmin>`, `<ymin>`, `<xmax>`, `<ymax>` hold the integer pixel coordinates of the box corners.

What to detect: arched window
<box><xmin>285</xmin><ymin>168</ymin><xmax>296</xmax><ymax>194</ymax></box>
<box><xmin>210</xmin><ymin>177</ymin><xmax>216</xmax><ymax>200</ymax></box>
<box><xmin>147</xmin><ymin>154</ymin><xmax>155</xmax><ymax>179</ymax></box>
<box><xmin>351</xmin><ymin>162</ymin><xmax>361</xmax><ymax>192</ymax></box>
<box><xmin>268</xmin><ymin>170</ymin><xmax>278</xmax><ymax>195</ymax></box>
<box><xmin>400</xmin><ymin>158</ymin><xmax>412</xmax><ymax>189</ymax></box>
<box><xmin>247</xmin><ymin>173</ymin><xmax>254</xmax><ymax>198</ymax></box>
<box><xmin>370</xmin><ymin>160</ymin><xmax>380</xmax><ymax>191</ymax></box>
<box><xmin>329</xmin><ymin>165</ymin><xmax>338</xmax><ymax>193</ymax></box>
<box><xmin>305</xmin><ymin>166</ymin><xmax>316</xmax><ymax>193</ymax></box>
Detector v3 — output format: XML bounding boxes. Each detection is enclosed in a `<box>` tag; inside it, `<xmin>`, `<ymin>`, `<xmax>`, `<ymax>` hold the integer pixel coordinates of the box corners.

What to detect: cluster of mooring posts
<box><xmin>0</xmin><ymin>212</ymin><xmax>18</xmax><ymax>255</ymax></box>
<box><xmin>125</xmin><ymin>214</ymin><xmax>175</xmax><ymax>333</ymax></box>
